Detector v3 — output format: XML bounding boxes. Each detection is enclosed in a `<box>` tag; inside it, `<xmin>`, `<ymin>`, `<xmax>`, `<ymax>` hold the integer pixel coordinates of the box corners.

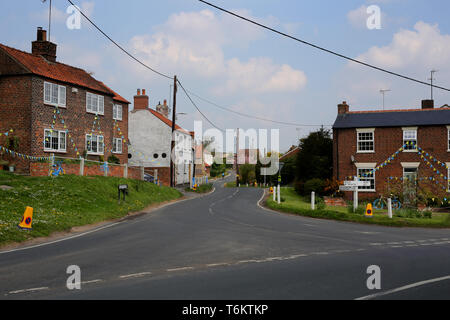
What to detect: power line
<box><xmin>66</xmin><ymin>0</ymin><xmax>173</xmax><ymax>80</ymax></box>
<box><xmin>198</xmin><ymin>0</ymin><xmax>450</xmax><ymax>93</ymax></box>
<box><xmin>184</xmin><ymin>88</ymin><xmax>332</xmax><ymax>127</ymax></box>
<box><xmin>177</xmin><ymin>79</ymin><xmax>224</xmax><ymax>132</ymax></box>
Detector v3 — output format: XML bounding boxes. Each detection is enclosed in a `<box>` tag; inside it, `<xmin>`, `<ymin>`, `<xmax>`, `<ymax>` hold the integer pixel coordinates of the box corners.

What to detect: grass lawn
<box><xmin>0</xmin><ymin>171</ymin><xmax>182</xmax><ymax>246</ymax></box>
<box><xmin>266</xmin><ymin>187</ymin><xmax>450</xmax><ymax>228</ymax></box>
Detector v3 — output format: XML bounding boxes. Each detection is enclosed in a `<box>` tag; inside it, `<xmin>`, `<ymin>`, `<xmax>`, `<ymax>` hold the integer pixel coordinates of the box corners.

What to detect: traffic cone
<box><xmin>18</xmin><ymin>207</ymin><xmax>33</xmax><ymax>230</ymax></box>
<box><xmin>270</xmin><ymin>187</ymin><xmax>273</xmax><ymax>194</ymax></box>
<box><xmin>365</xmin><ymin>203</ymin><xmax>373</xmax><ymax>218</ymax></box>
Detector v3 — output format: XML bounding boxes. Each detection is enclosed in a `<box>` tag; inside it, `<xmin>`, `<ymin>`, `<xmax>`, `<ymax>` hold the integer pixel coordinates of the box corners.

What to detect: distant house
<box><xmin>0</xmin><ymin>28</ymin><xmax>130</xmax><ymax>173</ymax></box>
<box><xmin>128</xmin><ymin>89</ymin><xmax>193</xmax><ymax>186</ymax></box>
<box><xmin>333</xmin><ymin>101</ymin><xmax>450</xmax><ymax>200</ymax></box>
<box><xmin>279</xmin><ymin>146</ymin><xmax>300</xmax><ymax>162</ymax></box>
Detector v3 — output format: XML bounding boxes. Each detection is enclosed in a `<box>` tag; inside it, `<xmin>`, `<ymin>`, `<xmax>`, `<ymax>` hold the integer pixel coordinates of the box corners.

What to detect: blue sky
<box><xmin>2</xmin><ymin>0</ymin><xmax>450</xmax><ymax>151</ymax></box>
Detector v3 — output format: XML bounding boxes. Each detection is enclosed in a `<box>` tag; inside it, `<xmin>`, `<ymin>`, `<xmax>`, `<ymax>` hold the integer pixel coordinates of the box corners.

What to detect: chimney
<box><xmin>156</xmin><ymin>100</ymin><xmax>169</xmax><ymax>118</ymax></box>
<box><xmin>32</xmin><ymin>27</ymin><xmax>57</xmax><ymax>62</ymax></box>
<box><xmin>421</xmin><ymin>99</ymin><xmax>434</xmax><ymax>110</ymax></box>
<box><xmin>338</xmin><ymin>101</ymin><xmax>349</xmax><ymax>114</ymax></box>
<box><xmin>134</xmin><ymin>88</ymin><xmax>149</xmax><ymax>110</ymax></box>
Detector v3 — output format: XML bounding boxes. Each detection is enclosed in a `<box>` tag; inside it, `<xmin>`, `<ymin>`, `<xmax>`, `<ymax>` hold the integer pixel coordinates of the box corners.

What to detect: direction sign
<box><xmin>339</xmin><ymin>185</ymin><xmax>358</xmax><ymax>192</ymax></box>
<box><xmin>344</xmin><ymin>180</ymin><xmax>371</xmax><ymax>187</ymax></box>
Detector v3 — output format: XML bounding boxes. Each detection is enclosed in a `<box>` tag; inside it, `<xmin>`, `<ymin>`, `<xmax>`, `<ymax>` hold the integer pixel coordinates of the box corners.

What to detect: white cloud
<box><xmin>338</xmin><ymin>21</ymin><xmax>450</xmax><ymax>110</ymax></box>
<box><xmin>129</xmin><ymin>9</ymin><xmax>307</xmax><ymax>94</ymax></box>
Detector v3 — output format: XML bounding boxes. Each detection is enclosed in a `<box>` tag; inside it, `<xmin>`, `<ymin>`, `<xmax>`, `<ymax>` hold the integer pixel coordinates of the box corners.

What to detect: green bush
<box><xmin>304</xmin><ymin>178</ymin><xmax>325</xmax><ymax>196</ymax></box>
<box><xmin>347</xmin><ymin>205</ymin><xmax>366</xmax><ymax>215</ymax></box>
<box><xmin>316</xmin><ymin>197</ymin><xmax>326</xmax><ymax>210</ymax></box>
<box><xmin>108</xmin><ymin>155</ymin><xmax>120</xmax><ymax>164</ymax></box>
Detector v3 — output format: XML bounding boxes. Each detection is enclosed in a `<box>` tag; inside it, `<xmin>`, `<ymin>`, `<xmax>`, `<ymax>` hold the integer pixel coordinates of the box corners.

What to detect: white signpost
<box><xmin>340</xmin><ymin>178</ymin><xmax>371</xmax><ymax>212</ymax></box>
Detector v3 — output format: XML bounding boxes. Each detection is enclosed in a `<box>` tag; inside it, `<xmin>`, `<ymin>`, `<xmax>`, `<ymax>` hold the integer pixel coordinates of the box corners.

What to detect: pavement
<box><xmin>0</xmin><ymin>174</ymin><xmax>449</xmax><ymax>300</ymax></box>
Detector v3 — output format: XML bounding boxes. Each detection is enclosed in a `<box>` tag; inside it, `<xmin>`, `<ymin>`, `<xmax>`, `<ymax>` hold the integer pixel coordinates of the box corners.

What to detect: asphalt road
<box><xmin>1</xmin><ymin>174</ymin><xmax>449</xmax><ymax>300</ymax></box>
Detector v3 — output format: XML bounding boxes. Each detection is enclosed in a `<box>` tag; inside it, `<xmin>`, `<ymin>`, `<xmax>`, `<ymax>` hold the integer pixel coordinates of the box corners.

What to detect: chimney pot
<box><xmin>142</xmin><ymin>89</ymin><xmax>146</xmax><ymax>95</ymax></box>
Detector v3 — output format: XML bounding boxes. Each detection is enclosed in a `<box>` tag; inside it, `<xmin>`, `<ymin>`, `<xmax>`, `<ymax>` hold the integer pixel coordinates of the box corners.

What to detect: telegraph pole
<box><xmin>170</xmin><ymin>76</ymin><xmax>177</xmax><ymax>188</ymax></box>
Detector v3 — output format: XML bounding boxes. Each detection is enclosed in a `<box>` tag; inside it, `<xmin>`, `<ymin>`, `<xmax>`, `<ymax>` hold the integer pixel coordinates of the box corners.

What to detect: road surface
<box><xmin>1</xmin><ymin>175</ymin><xmax>449</xmax><ymax>300</ymax></box>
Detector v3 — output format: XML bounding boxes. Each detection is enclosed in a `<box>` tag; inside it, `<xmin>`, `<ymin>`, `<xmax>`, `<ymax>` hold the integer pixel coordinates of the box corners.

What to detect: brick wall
<box><xmin>334</xmin><ymin>126</ymin><xmax>450</xmax><ymax>199</ymax></box>
<box><xmin>142</xmin><ymin>166</ymin><xmax>170</xmax><ymax>186</ymax></box>
<box><xmin>30</xmin><ymin>161</ymin><xmax>144</xmax><ymax>180</ymax></box>
<box><xmin>0</xmin><ymin>75</ymin><xmax>33</xmax><ymax>173</ymax></box>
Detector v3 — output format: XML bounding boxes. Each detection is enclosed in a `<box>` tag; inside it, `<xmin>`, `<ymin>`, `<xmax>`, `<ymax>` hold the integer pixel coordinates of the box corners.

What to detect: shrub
<box><xmin>304</xmin><ymin>178</ymin><xmax>325</xmax><ymax>196</ymax></box>
<box><xmin>316</xmin><ymin>198</ymin><xmax>326</xmax><ymax>210</ymax></box>
<box><xmin>108</xmin><ymin>155</ymin><xmax>120</xmax><ymax>164</ymax></box>
<box><xmin>347</xmin><ymin>205</ymin><xmax>366</xmax><ymax>215</ymax></box>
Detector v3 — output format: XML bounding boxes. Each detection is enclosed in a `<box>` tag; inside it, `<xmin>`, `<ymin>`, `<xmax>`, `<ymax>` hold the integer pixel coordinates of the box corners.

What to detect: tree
<box><xmin>295</xmin><ymin>128</ymin><xmax>333</xmax><ymax>183</ymax></box>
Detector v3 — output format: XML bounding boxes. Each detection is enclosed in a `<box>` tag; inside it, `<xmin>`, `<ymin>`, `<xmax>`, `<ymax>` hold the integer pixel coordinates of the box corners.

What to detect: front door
<box><xmin>403</xmin><ymin>167</ymin><xmax>418</xmax><ymax>205</ymax></box>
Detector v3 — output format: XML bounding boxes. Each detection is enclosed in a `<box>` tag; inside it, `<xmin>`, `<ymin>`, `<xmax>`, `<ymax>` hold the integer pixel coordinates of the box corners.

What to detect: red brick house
<box><xmin>0</xmin><ymin>28</ymin><xmax>130</xmax><ymax>173</ymax></box>
<box><xmin>333</xmin><ymin>101</ymin><xmax>450</xmax><ymax>201</ymax></box>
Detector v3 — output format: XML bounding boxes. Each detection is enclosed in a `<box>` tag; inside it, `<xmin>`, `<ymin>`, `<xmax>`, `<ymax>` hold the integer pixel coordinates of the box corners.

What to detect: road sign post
<box><xmin>340</xmin><ymin>178</ymin><xmax>370</xmax><ymax>213</ymax></box>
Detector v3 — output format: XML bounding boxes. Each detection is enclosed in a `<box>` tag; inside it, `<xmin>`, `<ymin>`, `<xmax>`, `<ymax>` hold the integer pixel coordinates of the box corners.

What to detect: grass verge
<box><xmin>185</xmin><ymin>183</ymin><xmax>214</xmax><ymax>194</ymax></box>
<box><xmin>265</xmin><ymin>187</ymin><xmax>450</xmax><ymax>228</ymax></box>
<box><xmin>0</xmin><ymin>171</ymin><xmax>182</xmax><ymax>246</ymax></box>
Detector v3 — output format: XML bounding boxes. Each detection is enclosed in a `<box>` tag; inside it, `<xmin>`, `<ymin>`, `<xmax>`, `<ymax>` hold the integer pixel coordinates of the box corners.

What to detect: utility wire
<box><xmin>66</xmin><ymin>0</ymin><xmax>173</xmax><ymax>80</ymax></box>
<box><xmin>177</xmin><ymin>80</ymin><xmax>225</xmax><ymax>132</ymax></box>
<box><xmin>198</xmin><ymin>0</ymin><xmax>450</xmax><ymax>93</ymax></box>
<box><xmin>185</xmin><ymin>88</ymin><xmax>332</xmax><ymax>127</ymax></box>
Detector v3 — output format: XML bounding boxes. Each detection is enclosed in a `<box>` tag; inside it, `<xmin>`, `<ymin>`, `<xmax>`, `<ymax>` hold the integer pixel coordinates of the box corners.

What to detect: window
<box><xmin>86</xmin><ymin>134</ymin><xmax>104</xmax><ymax>154</ymax></box>
<box><xmin>357</xmin><ymin>129</ymin><xmax>375</xmax><ymax>153</ymax></box>
<box><xmin>44</xmin><ymin>129</ymin><xmax>66</xmax><ymax>152</ymax></box>
<box><xmin>113</xmin><ymin>138</ymin><xmax>122</xmax><ymax>154</ymax></box>
<box><xmin>113</xmin><ymin>104</ymin><xmax>123</xmax><ymax>121</ymax></box>
<box><xmin>447</xmin><ymin>127</ymin><xmax>450</xmax><ymax>151</ymax></box>
<box><xmin>356</xmin><ymin>164</ymin><xmax>377</xmax><ymax>192</ymax></box>
<box><xmin>44</xmin><ymin>82</ymin><xmax>66</xmax><ymax>107</ymax></box>
<box><xmin>403</xmin><ymin>128</ymin><xmax>418</xmax><ymax>151</ymax></box>
<box><xmin>86</xmin><ymin>92</ymin><xmax>104</xmax><ymax>115</ymax></box>
<box><xmin>357</xmin><ymin>168</ymin><xmax>375</xmax><ymax>192</ymax></box>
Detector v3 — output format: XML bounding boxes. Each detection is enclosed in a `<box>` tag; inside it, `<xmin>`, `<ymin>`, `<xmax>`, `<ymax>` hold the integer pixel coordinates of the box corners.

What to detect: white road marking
<box><xmin>312</xmin><ymin>252</ymin><xmax>329</xmax><ymax>255</ymax></box>
<box><xmin>8</xmin><ymin>287</ymin><xmax>49</xmax><ymax>295</ymax></box>
<box><xmin>206</xmin><ymin>263</ymin><xmax>229</xmax><ymax>268</ymax></box>
<box><xmin>355</xmin><ymin>275</ymin><xmax>450</xmax><ymax>300</ymax></box>
<box><xmin>167</xmin><ymin>267</ymin><xmax>194</xmax><ymax>272</ymax></box>
<box><xmin>119</xmin><ymin>272</ymin><xmax>152</xmax><ymax>279</ymax></box>
<box><xmin>0</xmin><ymin>222</ymin><xmax>122</xmax><ymax>255</ymax></box>
<box><xmin>81</xmin><ymin>279</ymin><xmax>103</xmax><ymax>285</ymax></box>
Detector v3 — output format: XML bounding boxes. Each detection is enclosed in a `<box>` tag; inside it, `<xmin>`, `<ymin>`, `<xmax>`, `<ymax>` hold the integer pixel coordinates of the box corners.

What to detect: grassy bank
<box><xmin>265</xmin><ymin>187</ymin><xmax>450</xmax><ymax>228</ymax></box>
<box><xmin>0</xmin><ymin>171</ymin><xmax>182</xmax><ymax>246</ymax></box>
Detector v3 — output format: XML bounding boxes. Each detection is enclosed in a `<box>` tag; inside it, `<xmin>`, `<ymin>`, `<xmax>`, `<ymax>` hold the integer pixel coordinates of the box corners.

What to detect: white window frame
<box><xmin>402</xmin><ymin>127</ymin><xmax>418</xmax><ymax>152</ymax></box>
<box><xmin>355</xmin><ymin>163</ymin><xmax>376</xmax><ymax>192</ymax></box>
<box><xmin>113</xmin><ymin>104</ymin><xmax>123</xmax><ymax>121</ymax></box>
<box><xmin>113</xmin><ymin>138</ymin><xmax>123</xmax><ymax>154</ymax></box>
<box><xmin>447</xmin><ymin>126</ymin><xmax>450</xmax><ymax>152</ymax></box>
<box><xmin>447</xmin><ymin>163</ymin><xmax>450</xmax><ymax>192</ymax></box>
<box><xmin>44</xmin><ymin>82</ymin><xmax>66</xmax><ymax>108</ymax></box>
<box><xmin>86</xmin><ymin>134</ymin><xmax>104</xmax><ymax>155</ymax></box>
<box><xmin>44</xmin><ymin>129</ymin><xmax>67</xmax><ymax>153</ymax></box>
<box><xmin>356</xmin><ymin>128</ymin><xmax>375</xmax><ymax>153</ymax></box>
<box><xmin>86</xmin><ymin>92</ymin><xmax>105</xmax><ymax>115</ymax></box>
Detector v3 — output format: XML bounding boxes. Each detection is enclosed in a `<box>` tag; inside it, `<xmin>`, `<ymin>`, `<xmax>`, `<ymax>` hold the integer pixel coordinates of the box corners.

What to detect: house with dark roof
<box><xmin>0</xmin><ymin>27</ymin><xmax>130</xmax><ymax>173</ymax></box>
<box><xmin>128</xmin><ymin>89</ymin><xmax>194</xmax><ymax>186</ymax></box>
<box><xmin>333</xmin><ymin>101</ymin><xmax>450</xmax><ymax>201</ymax></box>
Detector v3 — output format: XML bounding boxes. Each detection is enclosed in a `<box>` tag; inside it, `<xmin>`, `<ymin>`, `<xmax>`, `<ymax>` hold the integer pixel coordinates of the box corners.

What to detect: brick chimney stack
<box><xmin>134</xmin><ymin>88</ymin><xmax>149</xmax><ymax>110</ymax></box>
<box><xmin>421</xmin><ymin>99</ymin><xmax>434</xmax><ymax>109</ymax></box>
<box><xmin>156</xmin><ymin>99</ymin><xmax>170</xmax><ymax>118</ymax></box>
<box><xmin>32</xmin><ymin>27</ymin><xmax>57</xmax><ymax>62</ymax></box>
<box><xmin>338</xmin><ymin>101</ymin><xmax>349</xmax><ymax>114</ymax></box>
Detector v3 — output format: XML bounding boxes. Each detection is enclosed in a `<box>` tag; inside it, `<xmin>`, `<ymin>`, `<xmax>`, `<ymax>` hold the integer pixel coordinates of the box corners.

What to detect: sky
<box><xmin>2</xmin><ymin>0</ymin><xmax>450</xmax><ymax>152</ymax></box>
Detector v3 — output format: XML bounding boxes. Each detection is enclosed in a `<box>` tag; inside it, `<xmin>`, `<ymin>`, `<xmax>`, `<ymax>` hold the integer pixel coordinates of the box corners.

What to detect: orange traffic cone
<box><xmin>18</xmin><ymin>207</ymin><xmax>33</xmax><ymax>230</ymax></box>
<box><xmin>365</xmin><ymin>203</ymin><xmax>373</xmax><ymax>218</ymax></box>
